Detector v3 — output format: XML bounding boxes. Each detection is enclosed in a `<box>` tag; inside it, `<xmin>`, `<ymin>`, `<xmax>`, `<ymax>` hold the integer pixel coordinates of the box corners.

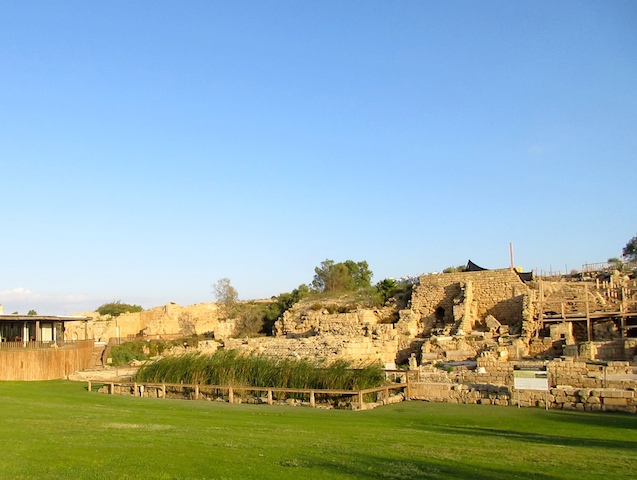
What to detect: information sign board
<box><xmin>513</xmin><ymin>370</ymin><xmax>549</xmax><ymax>391</ymax></box>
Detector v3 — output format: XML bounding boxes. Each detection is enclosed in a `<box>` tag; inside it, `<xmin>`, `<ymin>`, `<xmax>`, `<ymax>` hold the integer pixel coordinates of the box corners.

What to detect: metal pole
<box><xmin>510</xmin><ymin>242</ymin><xmax>515</xmax><ymax>270</ymax></box>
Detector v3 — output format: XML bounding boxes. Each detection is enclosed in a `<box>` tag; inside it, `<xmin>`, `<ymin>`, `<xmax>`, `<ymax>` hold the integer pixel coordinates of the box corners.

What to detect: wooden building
<box><xmin>0</xmin><ymin>314</ymin><xmax>89</xmax><ymax>345</ymax></box>
<box><xmin>0</xmin><ymin>314</ymin><xmax>94</xmax><ymax>380</ymax></box>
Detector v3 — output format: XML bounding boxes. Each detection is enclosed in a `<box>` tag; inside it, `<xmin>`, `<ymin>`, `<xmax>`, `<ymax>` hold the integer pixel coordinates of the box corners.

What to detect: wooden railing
<box><xmin>0</xmin><ymin>339</ymin><xmax>93</xmax><ymax>350</ymax></box>
<box><xmin>88</xmin><ymin>380</ymin><xmax>411</xmax><ymax>408</ymax></box>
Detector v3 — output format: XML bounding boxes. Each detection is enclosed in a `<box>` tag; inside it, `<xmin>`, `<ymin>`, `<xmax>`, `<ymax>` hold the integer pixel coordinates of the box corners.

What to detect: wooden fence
<box><xmin>88</xmin><ymin>380</ymin><xmax>410</xmax><ymax>408</ymax></box>
<box><xmin>0</xmin><ymin>340</ymin><xmax>79</xmax><ymax>350</ymax></box>
<box><xmin>0</xmin><ymin>339</ymin><xmax>94</xmax><ymax>380</ymax></box>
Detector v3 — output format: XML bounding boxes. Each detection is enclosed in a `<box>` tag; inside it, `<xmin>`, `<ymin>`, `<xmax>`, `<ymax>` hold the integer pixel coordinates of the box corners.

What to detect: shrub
<box><xmin>97</xmin><ymin>301</ymin><xmax>142</xmax><ymax>317</ymax></box>
<box><xmin>109</xmin><ymin>338</ymin><xmax>198</xmax><ymax>366</ymax></box>
<box><xmin>442</xmin><ymin>265</ymin><xmax>467</xmax><ymax>274</ymax></box>
<box><xmin>110</xmin><ymin>341</ymin><xmax>148</xmax><ymax>366</ymax></box>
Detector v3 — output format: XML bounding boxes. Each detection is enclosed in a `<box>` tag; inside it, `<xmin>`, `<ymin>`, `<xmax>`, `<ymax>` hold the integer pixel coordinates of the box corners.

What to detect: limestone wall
<box><xmin>275</xmin><ymin>307</ymin><xmax>392</xmax><ymax>338</ymax></box>
<box><xmin>410</xmin><ymin>382</ymin><xmax>637</xmax><ymax>413</ymax></box>
<box><xmin>65</xmin><ymin>302</ymin><xmax>234</xmax><ymax>342</ymax></box>
<box><xmin>223</xmin><ymin>335</ymin><xmax>398</xmax><ymax>366</ymax></box>
<box><xmin>410</xmin><ymin>269</ymin><xmax>530</xmax><ymax>334</ymax></box>
<box><xmin>412</xmin><ymin>357</ymin><xmax>637</xmax><ymax>412</ymax></box>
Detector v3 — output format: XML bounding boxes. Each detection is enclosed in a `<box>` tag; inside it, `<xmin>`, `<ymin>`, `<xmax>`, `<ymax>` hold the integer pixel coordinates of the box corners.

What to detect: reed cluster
<box><xmin>133</xmin><ymin>350</ymin><xmax>385</xmax><ymax>390</ymax></box>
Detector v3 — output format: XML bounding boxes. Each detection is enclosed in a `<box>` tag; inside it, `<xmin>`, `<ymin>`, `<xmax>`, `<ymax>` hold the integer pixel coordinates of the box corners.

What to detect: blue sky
<box><xmin>1</xmin><ymin>1</ymin><xmax>636</xmax><ymax>314</ymax></box>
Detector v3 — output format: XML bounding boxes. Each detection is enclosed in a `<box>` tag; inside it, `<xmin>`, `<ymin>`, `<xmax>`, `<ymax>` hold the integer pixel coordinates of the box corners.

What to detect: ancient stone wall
<box><xmin>412</xmin><ymin>357</ymin><xmax>637</xmax><ymax>412</ymax></box>
<box><xmin>410</xmin><ymin>382</ymin><xmax>637</xmax><ymax>413</ymax></box>
<box><xmin>65</xmin><ymin>302</ymin><xmax>234</xmax><ymax>342</ymax></box>
<box><xmin>566</xmin><ymin>339</ymin><xmax>637</xmax><ymax>362</ymax></box>
<box><xmin>410</xmin><ymin>269</ymin><xmax>529</xmax><ymax>335</ymax></box>
<box><xmin>224</xmin><ymin>335</ymin><xmax>399</xmax><ymax>366</ymax></box>
<box><xmin>275</xmin><ymin>307</ymin><xmax>391</xmax><ymax>338</ymax></box>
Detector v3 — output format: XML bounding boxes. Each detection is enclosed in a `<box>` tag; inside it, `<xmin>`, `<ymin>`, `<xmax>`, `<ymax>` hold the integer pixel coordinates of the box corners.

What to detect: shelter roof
<box><xmin>0</xmin><ymin>315</ymin><xmax>89</xmax><ymax>323</ymax></box>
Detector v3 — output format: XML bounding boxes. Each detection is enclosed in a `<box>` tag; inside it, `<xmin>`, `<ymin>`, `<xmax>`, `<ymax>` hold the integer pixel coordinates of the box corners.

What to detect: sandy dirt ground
<box><xmin>68</xmin><ymin>367</ymin><xmax>139</xmax><ymax>382</ymax></box>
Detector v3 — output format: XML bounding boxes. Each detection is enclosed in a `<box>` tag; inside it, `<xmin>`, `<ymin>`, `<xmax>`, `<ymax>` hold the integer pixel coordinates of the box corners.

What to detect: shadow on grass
<box><xmin>424</xmin><ymin>424</ymin><xmax>637</xmax><ymax>452</ymax></box>
<box><xmin>298</xmin><ymin>453</ymin><xmax>562</xmax><ymax>480</ymax></box>
<box><xmin>542</xmin><ymin>409</ymin><xmax>637</xmax><ymax>431</ymax></box>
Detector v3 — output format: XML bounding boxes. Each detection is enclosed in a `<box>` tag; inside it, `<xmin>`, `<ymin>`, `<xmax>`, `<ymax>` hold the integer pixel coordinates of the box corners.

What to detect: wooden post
<box><xmin>585</xmin><ymin>286</ymin><xmax>591</xmax><ymax>342</ymax></box>
<box><xmin>87</xmin><ymin>380</ymin><xmax>91</xmax><ymax>392</ymax></box>
<box><xmin>358</xmin><ymin>390</ymin><xmax>363</xmax><ymax>409</ymax></box>
<box><xmin>621</xmin><ymin>287</ymin><xmax>626</xmax><ymax>314</ymax></box>
<box><xmin>162</xmin><ymin>383</ymin><xmax>166</xmax><ymax>399</ymax></box>
<box><xmin>133</xmin><ymin>383</ymin><xmax>138</xmax><ymax>397</ymax></box>
<box><xmin>228</xmin><ymin>387</ymin><xmax>234</xmax><ymax>404</ymax></box>
<box><xmin>267</xmin><ymin>389</ymin><xmax>273</xmax><ymax>405</ymax></box>
<box><xmin>110</xmin><ymin>382</ymin><xmax>114</xmax><ymax>395</ymax></box>
<box><xmin>538</xmin><ymin>280</ymin><xmax>544</xmax><ymax>337</ymax></box>
<box><xmin>195</xmin><ymin>384</ymin><xmax>199</xmax><ymax>400</ymax></box>
<box><xmin>384</xmin><ymin>386</ymin><xmax>389</xmax><ymax>402</ymax></box>
<box><xmin>405</xmin><ymin>372</ymin><xmax>411</xmax><ymax>400</ymax></box>
<box><xmin>310</xmin><ymin>390</ymin><xmax>315</xmax><ymax>408</ymax></box>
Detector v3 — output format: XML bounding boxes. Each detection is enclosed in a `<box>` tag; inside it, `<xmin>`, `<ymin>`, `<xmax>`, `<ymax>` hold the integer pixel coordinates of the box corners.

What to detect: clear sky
<box><xmin>1</xmin><ymin>1</ymin><xmax>636</xmax><ymax>315</ymax></box>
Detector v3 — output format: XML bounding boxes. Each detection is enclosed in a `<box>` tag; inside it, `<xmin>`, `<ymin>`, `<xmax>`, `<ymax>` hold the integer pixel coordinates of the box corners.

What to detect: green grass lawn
<box><xmin>1</xmin><ymin>381</ymin><xmax>636</xmax><ymax>479</ymax></box>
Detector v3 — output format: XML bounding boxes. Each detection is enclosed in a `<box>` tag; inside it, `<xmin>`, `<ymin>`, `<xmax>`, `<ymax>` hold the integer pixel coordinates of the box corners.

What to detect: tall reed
<box><xmin>133</xmin><ymin>350</ymin><xmax>385</xmax><ymax>390</ymax></box>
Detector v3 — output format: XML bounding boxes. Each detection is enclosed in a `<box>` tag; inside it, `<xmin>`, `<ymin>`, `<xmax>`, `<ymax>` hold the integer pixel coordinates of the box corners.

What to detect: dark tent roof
<box><xmin>464</xmin><ymin>260</ymin><xmax>533</xmax><ymax>281</ymax></box>
<box><xmin>465</xmin><ymin>260</ymin><xmax>487</xmax><ymax>272</ymax></box>
<box><xmin>516</xmin><ymin>271</ymin><xmax>534</xmax><ymax>282</ymax></box>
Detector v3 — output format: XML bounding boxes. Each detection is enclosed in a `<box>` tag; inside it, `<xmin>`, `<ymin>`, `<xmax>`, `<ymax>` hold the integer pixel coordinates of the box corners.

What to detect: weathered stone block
<box><xmin>603</xmin><ymin>397</ymin><xmax>628</xmax><ymax>406</ymax></box>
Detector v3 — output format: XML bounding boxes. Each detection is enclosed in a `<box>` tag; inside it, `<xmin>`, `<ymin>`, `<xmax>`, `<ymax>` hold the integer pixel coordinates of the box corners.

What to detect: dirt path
<box><xmin>68</xmin><ymin>367</ymin><xmax>139</xmax><ymax>382</ymax></box>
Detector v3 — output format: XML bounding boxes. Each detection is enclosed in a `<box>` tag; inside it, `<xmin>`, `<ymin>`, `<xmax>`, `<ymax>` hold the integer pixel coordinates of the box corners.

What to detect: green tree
<box><xmin>623</xmin><ymin>234</ymin><xmax>637</xmax><ymax>262</ymax></box>
<box><xmin>231</xmin><ymin>284</ymin><xmax>310</xmax><ymax>337</ymax></box>
<box><xmin>212</xmin><ymin>278</ymin><xmax>238</xmax><ymax>313</ymax></box>
<box><xmin>608</xmin><ymin>257</ymin><xmax>624</xmax><ymax>271</ymax></box>
<box><xmin>375</xmin><ymin>278</ymin><xmax>398</xmax><ymax>304</ymax></box>
<box><xmin>344</xmin><ymin>260</ymin><xmax>373</xmax><ymax>289</ymax></box>
<box><xmin>312</xmin><ymin>259</ymin><xmax>373</xmax><ymax>293</ymax></box>
<box><xmin>27</xmin><ymin>310</ymin><xmax>37</xmax><ymax>316</ymax></box>
<box><xmin>442</xmin><ymin>265</ymin><xmax>467</xmax><ymax>273</ymax></box>
<box><xmin>96</xmin><ymin>301</ymin><xmax>143</xmax><ymax>317</ymax></box>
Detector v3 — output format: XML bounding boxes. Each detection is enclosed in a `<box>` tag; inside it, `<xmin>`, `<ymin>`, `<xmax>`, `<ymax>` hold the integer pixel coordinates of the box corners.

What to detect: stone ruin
<box><xmin>70</xmin><ymin>266</ymin><xmax>637</xmax><ymax>411</ymax></box>
<box><xmin>66</xmin><ymin>269</ymin><xmax>637</xmax><ymax>413</ymax></box>
<box><xmin>65</xmin><ymin>301</ymin><xmax>235</xmax><ymax>343</ymax></box>
<box><xmin>69</xmin><ymin>267</ymin><xmax>637</xmax><ymax>369</ymax></box>
<box><xmin>261</xmin><ymin>267</ymin><xmax>636</xmax><ymax>366</ymax></box>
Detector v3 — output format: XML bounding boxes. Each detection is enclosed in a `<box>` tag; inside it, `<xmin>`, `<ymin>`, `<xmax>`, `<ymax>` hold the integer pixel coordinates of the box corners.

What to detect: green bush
<box><xmin>97</xmin><ymin>301</ymin><xmax>142</xmax><ymax>317</ymax></box>
<box><xmin>109</xmin><ymin>338</ymin><xmax>198</xmax><ymax>366</ymax></box>
<box><xmin>110</xmin><ymin>341</ymin><xmax>148</xmax><ymax>366</ymax></box>
<box><xmin>226</xmin><ymin>285</ymin><xmax>310</xmax><ymax>337</ymax></box>
<box><xmin>442</xmin><ymin>265</ymin><xmax>467</xmax><ymax>274</ymax></box>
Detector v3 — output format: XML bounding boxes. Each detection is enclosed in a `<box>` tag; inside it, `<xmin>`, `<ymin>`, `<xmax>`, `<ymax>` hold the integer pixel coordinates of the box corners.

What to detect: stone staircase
<box><xmin>89</xmin><ymin>345</ymin><xmax>106</xmax><ymax>367</ymax></box>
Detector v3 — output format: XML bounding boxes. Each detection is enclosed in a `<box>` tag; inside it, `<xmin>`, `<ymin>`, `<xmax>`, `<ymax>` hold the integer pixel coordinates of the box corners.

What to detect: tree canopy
<box><xmin>375</xmin><ymin>278</ymin><xmax>398</xmax><ymax>304</ymax></box>
<box><xmin>623</xmin><ymin>234</ymin><xmax>637</xmax><ymax>262</ymax></box>
<box><xmin>96</xmin><ymin>301</ymin><xmax>143</xmax><ymax>317</ymax></box>
<box><xmin>442</xmin><ymin>265</ymin><xmax>467</xmax><ymax>273</ymax></box>
<box><xmin>212</xmin><ymin>278</ymin><xmax>238</xmax><ymax>308</ymax></box>
<box><xmin>311</xmin><ymin>259</ymin><xmax>372</xmax><ymax>293</ymax></box>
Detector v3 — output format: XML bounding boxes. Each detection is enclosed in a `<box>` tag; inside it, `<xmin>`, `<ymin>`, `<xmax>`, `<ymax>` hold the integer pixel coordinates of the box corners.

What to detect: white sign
<box><xmin>513</xmin><ymin>370</ymin><xmax>549</xmax><ymax>391</ymax></box>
